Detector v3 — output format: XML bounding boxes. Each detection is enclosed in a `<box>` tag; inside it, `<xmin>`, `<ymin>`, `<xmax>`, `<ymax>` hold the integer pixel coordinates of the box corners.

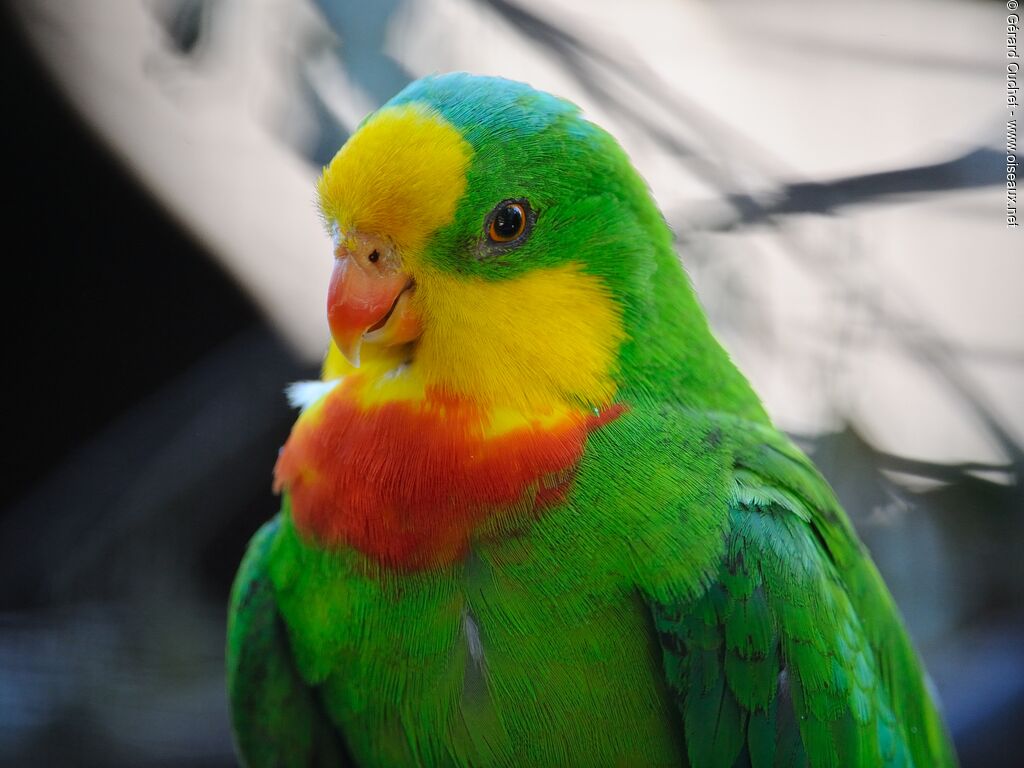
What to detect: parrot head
<box><xmin>316</xmin><ymin>73</ymin><xmax>760</xmax><ymax>418</ymax></box>
<box><xmin>278</xmin><ymin>73</ymin><xmax>764</xmax><ymax>566</ymax></box>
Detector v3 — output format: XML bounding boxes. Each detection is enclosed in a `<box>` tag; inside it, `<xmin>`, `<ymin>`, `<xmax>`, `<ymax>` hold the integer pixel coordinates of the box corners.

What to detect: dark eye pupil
<box><xmin>493</xmin><ymin>204</ymin><xmax>523</xmax><ymax>238</ymax></box>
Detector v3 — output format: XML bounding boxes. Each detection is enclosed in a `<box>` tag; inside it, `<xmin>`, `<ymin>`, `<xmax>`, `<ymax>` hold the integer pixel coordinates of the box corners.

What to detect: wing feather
<box><xmin>227</xmin><ymin>517</ymin><xmax>352</xmax><ymax>768</ymax></box>
<box><xmin>649</xmin><ymin>418</ymin><xmax>956</xmax><ymax>768</ymax></box>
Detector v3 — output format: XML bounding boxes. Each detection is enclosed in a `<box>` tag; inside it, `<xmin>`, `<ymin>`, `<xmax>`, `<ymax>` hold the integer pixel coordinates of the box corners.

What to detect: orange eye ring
<box><xmin>487</xmin><ymin>200</ymin><xmax>528</xmax><ymax>243</ymax></box>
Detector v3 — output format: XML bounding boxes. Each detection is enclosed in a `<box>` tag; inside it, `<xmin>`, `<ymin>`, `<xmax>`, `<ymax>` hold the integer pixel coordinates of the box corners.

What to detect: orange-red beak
<box><xmin>327</xmin><ymin>232</ymin><xmax>422</xmax><ymax>366</ymax></box>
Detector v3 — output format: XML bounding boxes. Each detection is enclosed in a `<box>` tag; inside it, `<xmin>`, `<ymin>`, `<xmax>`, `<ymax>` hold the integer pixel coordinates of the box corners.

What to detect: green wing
<box><xmin>649</xmin><ymin>418</ymin><xmax>957</xmax><ymax>768</ymax></box>
<box><xmin>227</xmin><ymin>517</ymin><xmax>352</xmax><ymax>768</ymax></box>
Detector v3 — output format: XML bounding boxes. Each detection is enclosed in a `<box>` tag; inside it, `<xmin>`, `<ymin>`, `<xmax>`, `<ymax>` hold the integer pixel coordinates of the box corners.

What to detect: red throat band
<box><xmin>274</xmin><ymin>383</ymin><xmax>624</xmax><ymax>570</ymax></box>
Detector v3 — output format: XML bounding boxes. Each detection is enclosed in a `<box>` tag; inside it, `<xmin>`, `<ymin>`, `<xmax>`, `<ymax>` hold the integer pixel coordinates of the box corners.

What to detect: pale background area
<box><xmin>3</xmin><ymin>0</ymin><xmax>1021</xmax><ymax>765</ymax></box>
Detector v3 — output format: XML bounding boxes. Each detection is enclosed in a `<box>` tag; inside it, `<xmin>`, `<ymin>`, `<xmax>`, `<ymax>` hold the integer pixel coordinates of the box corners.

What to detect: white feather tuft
<box><xmin>285</xmin><ymin>379</ymin><xmax>343</xmax><ymax>411</ymax></box>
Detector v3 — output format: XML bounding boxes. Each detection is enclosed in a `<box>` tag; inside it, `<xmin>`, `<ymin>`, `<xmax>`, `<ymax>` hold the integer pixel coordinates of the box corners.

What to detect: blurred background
<box><xmin>1</xmin><ymin>0</ymin><xmax>1021</xmax><ymax>765</ymax></box>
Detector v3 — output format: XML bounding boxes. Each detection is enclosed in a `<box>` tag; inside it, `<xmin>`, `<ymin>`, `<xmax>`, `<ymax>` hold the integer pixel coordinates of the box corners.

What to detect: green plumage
<box><xmin>227</xmin><ymin>74</ymin><xmax>958</xmax><ymax>767</ymax></box>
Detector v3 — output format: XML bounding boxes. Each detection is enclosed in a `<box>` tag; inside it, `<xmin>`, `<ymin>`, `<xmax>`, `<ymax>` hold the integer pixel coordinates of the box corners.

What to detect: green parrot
<box><xmin>227</xmin><ymin>73</ymin><xmax>958</xmax><ymax>768</ymax></box>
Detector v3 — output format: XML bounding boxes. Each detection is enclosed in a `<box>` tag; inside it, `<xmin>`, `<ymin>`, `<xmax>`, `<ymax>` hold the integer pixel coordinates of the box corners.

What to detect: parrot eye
<box><xmin>485</xmin><ymin>199</ymin><xmax>533</xmax><ymax>245</ymax></box>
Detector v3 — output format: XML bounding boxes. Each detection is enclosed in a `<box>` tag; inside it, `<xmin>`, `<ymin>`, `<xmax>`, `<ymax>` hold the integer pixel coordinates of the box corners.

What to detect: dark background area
<box><xmin>1</xmin><ymin>11</ymin><xmax>303</xmax><ymax>765</ymax></box>
<box><xmin>1</xmin><ymin>12</ymin><xmax>257</xmax><ymax>514</ymax></box>
<box><xmin>1</xmin><ymin>4</ymin><xmax>1022</xmax><ymax>767</ymax></box>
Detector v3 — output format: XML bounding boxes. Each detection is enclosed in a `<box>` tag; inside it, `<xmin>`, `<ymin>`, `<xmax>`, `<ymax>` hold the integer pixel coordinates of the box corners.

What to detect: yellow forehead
<box><xmin>317</xmin><ymin>104</ymin><xmax>473</xmax><ymax>254</ymax></box>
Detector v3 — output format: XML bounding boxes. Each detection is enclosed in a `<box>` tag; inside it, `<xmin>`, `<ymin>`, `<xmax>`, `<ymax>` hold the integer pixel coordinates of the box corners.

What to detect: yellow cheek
<box><xmin>317</xmin><ymin>103</ymin><xmax>472</xmax><ymax>253</ymax></box>
<box><xmin>321</xmin><ymin>263</ymin><xmax>626</xmax><ymax>413</ymax></box>
<box><xmin>413</xmin><ymin>262</ymin><xmax>626</xmax><ymax>411</ymax></box>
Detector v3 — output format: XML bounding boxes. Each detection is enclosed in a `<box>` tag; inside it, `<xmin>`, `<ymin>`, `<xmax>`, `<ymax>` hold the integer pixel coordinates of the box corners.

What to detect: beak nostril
<box><xmin>326</xmin><ymin>232</ymin><xmax>421</xmax><ymax>366</ymax></box>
